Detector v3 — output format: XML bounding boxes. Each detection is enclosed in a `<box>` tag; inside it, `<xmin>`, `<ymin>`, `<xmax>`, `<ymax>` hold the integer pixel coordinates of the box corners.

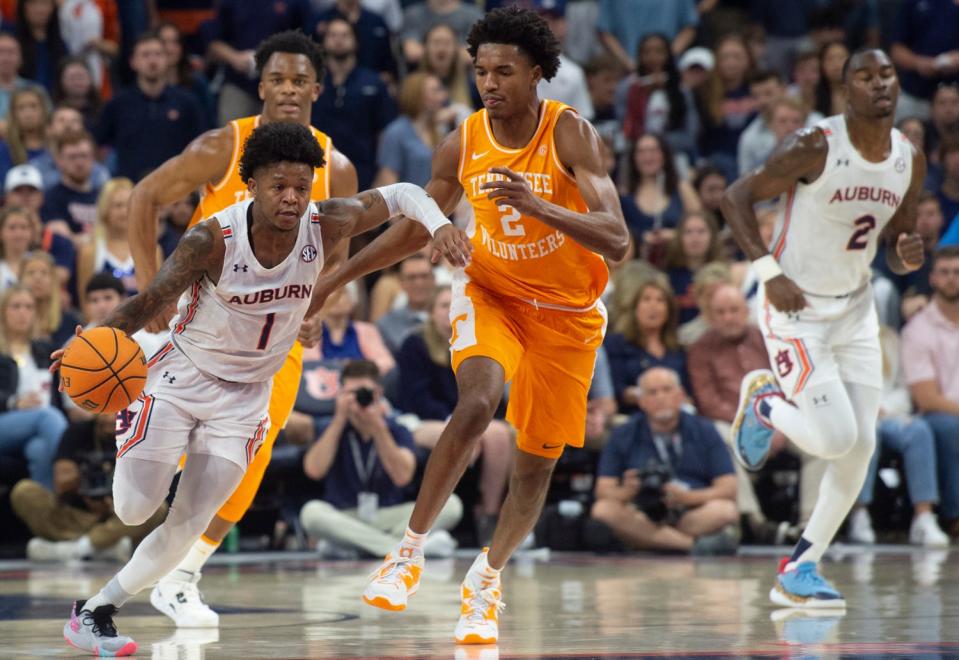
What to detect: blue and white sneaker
<box><xmin>770</xmin><ymin>607</ymin><xmax>845</xmax><ymax>645</ymax></box>
<box><xmin>730</xmin><ymin>369</ymin><xmax>782</xmax><ymax>471</ymax></box>
<box><xmin>770</xmin><ymin>559</ymin><xmax>847</xmax><ymax>609</ymax></box>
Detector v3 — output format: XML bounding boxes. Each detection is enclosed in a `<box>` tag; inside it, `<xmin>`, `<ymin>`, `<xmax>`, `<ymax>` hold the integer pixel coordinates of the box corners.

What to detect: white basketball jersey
<box><xmin>771</xmin><ymin>114</ymin><xmax>913</xmax><ymax>296</ymax></box>
<box><xmin>170</xmin><ymin>199</ymin><xmax>325</xmax><ymax>383</ymax></box>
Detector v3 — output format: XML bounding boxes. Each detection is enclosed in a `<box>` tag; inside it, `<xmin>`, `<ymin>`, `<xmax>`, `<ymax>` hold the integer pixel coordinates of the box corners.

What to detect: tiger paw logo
<box><xmin>775</xmin><ymin>349</ymin><xmax>794</xmax><ymax>378</ymax></box>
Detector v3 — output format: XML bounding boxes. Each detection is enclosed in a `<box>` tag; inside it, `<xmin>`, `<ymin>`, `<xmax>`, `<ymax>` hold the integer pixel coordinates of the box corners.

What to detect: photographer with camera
<box><xmin>300</xmin><ymin>360</ymin><xmax>462</xmax><ymax>557</ymax></box>
<box><xmin>590</xmin><ymin>367</ymin><xmax>739</xmax><ymax>554</ymax></box>
<box><xmin>11</xmin><ymin>414</ymin><xmax>168</xmax><ymax>562</ymax></box>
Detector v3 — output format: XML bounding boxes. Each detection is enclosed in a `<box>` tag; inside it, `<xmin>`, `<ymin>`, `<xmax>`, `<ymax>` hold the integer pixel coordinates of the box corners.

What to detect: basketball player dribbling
<box><xmin>126</xmin><ymin>31</ymin><xmax>358</xmax><ymax>627</ymax></box>
<box><xmin>722</xmin><ymin>48</ymin><xmax>926</xmax><ymax>608</ymax></box>
<box><xmin>310</xmin><ymin>7</ymin><xmax>629</xmax><ymax>644</ymax></box>
<box><xmin>56</xmin><ymin>122</ymin><xmax>468</xmax><ymax>656</ymax></box>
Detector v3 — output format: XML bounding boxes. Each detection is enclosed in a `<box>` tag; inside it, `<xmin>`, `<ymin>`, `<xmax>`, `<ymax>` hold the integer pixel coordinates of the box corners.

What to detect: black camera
<box><xmin>635</xmin><ymin>461</ymin><xmax>673</xmax><ymax>523</ymax></box>
<box><xmin>354</xmin><ymin>387</ymin><xmax>375</xmax><ymax>408</ymax></box>
<box><xmin>78</xmin><ymin>453</ymin><xmax>115</xmax><ymax>500</ymax></box>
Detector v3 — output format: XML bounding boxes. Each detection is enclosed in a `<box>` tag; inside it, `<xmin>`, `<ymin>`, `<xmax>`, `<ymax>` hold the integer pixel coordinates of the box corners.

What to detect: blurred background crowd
<box><xmin>1</xmin><ymin>0</ymin><xmax>959</xmax><ymax>563</ymax></box>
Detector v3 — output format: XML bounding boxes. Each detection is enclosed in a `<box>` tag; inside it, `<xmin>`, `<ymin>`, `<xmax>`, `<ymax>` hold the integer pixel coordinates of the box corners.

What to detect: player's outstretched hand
<box><xmin>481</xmin><ymin>167</ymin><xmax>544</xmax><ymax>217</ymax></box>
<box><xmin>765</xmin><ymin>275</ymin><xmax>808</xmax><ymax>313</ymax></box>
<box><xmin>896</xmin><ymin>232</ymin><xmax>924</xmax><ymax>271</ymax></box>
<box><xmin>49</xmin><ymin>325</ymin><xmax>83</xmax><ymax>381</ymax></box>
<box><xmin>145</xmin><ymin>304</ymin><xmax>177</xmax><ymax>334</ymax></box>
<box><xmin>431</xmin><ymin>224</ymin><xmax>471</xmax><ymax>267</ymax></box>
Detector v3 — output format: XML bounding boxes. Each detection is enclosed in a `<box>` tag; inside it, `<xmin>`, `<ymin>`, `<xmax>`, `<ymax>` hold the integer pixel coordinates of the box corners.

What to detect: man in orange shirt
<box><xmin>313</xmin><ymin>7</ymin><xmax>628</xmax><ymax>644</ymax></box>
<box><xmin>126</xmin><ymin>30</ymin><xmax>357</xmax><ymax>629</ymax></box>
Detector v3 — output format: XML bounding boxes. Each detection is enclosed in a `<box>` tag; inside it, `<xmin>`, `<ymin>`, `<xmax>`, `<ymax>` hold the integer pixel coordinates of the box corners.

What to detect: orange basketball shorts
<box><xmin>215</xmin><ymin>340</ymin><xmax>303</xmax><ymax>523</ymax></box>
<box><xmin>450</xmin><ymin>280</ymin><xmax>607</xmax><ymax>460</ymax></box>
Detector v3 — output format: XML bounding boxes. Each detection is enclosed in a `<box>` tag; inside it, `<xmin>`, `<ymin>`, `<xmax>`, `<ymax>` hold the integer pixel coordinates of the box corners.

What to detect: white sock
<box><xmin>61</xmin><ymin>535</ymin><xmax>93</xmax><ymax>560</ymax></box>
<box><xmin>170</xmin><ymin>536</ymin><xmax>220</xmax><ymax>581</ymax></box>
<box><xmin>398</xmin><ymin>527</ymin><xmax>427</xmax><ymax>555</ymax></box>
<box><xmin>467</xmin><ymin>549</ymin><xmax>501</xmax><ymax>585</ymax></box>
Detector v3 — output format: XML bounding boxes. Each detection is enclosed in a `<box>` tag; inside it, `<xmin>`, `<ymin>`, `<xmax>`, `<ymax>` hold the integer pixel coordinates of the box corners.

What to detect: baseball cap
<box><xmin>678</xmin><ymin>47</ymin><xmax>715</xmax><ymax>72</ymax></box>
<box><xmin>5</xmin><ymin>164</ymin><xmax>43</xmax><ymax>193</ymax></box>
<box><xmin>530</xmin><ymin>0</ymin><xmax>566</xmax><ymax>17</ymax></box>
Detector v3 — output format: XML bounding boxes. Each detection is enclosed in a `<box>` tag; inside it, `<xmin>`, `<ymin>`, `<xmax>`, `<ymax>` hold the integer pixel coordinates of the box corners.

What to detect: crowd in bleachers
<box><xmin>2</xmin><ymin>0</ymin><xmax>959</xmax><ymax>561</ymax></box>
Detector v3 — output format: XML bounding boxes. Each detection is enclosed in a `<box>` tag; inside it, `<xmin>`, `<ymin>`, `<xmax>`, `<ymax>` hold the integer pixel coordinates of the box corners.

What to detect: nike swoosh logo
<box><xmin>472</xmin><ymin>151</ymin><xmax>489</xmax><ymax>160</ymax></box>
<box><xmin>541</xmin><ymin>443</ymin><xmax>562</xmax><ymax>450</ymax></box>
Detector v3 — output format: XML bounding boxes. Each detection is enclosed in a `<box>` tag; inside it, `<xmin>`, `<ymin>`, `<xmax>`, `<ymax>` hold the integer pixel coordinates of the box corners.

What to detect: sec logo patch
<box><xmin>301</xmin><ymin>245</ymin><xmax>318</xmax><ymax>262</ymax></box>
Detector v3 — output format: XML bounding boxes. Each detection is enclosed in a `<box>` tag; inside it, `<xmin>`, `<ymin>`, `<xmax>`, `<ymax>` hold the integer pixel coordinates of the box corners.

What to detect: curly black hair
<box><xmin>239</xmin><ymin>123</ymin><xmax>326</xmax><ymax>184</ymax></box>
<box><xmin>254</xmin><ymin>30</ymin><xmax>325</xmax><ymax>80</ymax></box>
<box><xmin>466</xmin><ymin>7</ymin><xmax>561</xmax><ymax>81</ymax></box>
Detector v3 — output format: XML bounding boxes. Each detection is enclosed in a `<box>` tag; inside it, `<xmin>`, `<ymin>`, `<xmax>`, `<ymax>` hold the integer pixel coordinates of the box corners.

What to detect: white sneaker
<box><xmin>423</xmin><ymin>530</ymin><xmax>457</xmax><ymax>558</ymax></box>
<box><xmin>454</xmin><ymin>551</ymin><xmax>504</xmax><ymax>645</ymax></box>
<box><xmin>150</xmin><ymin>572</ymin><xmax>220</xmax><ymax>628</ymax></box>
<box><xmin>909</xmin><ymin>512</ymin><xmax>949</xmax><ymax>548</ymax></box>
<box><xmin>27</xmin><ymin>537</ymin><xmax>61</xmax><ymax>562</ymax></box>
<box><xmin>847</xmin><ymin>508</ymin><xmax>875</xmax><ymax>544</ymax></box>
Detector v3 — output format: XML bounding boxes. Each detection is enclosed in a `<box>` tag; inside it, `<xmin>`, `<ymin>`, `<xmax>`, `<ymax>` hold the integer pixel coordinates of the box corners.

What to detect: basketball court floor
<box><xmin>2</xmin><ymin>545</ymin><xmax>958</xmax><ymax>658</ymax></box>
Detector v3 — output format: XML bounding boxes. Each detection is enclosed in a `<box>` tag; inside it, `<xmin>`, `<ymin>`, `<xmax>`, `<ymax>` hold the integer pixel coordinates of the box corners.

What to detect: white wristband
<box><xmin>376</xmin><ymin>183</ymin><xmax>451</xmax><ymax>237</ymax></box>
<box><xmin>752</xmin><ymin>255</ymin><xmax>783</xmax><ymax>283</ymax></box>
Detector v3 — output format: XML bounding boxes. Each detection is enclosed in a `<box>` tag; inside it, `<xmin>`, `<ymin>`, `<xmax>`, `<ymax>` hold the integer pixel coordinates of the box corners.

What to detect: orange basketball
<box><xmin>60</xmin><ymin>327</ymin><xmax>147</xmax><ymax>414</ymax></box>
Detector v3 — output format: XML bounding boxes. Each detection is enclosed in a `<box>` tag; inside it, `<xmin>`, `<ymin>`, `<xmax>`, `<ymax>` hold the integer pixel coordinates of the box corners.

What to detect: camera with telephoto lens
<box><xmin>354</xmin><ymin>387</ymin><xmax>375</xmax><ymax>408</ymax></box>
<box><xmin>634</xmin><ymin>460</ymin><xmax>673</xmax><ymax>523</ymax></box>
<box><xmin>78</xmin><ymin>452</ymin><xmax>115</xmax><ymax>499</ymax></box>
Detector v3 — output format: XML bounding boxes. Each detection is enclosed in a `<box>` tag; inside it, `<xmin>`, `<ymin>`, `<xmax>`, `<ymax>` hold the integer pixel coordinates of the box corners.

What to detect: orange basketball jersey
<box><xmin>457</xmin><ymin>100</ymin><xmax>608</xmax><ymax>310</ymax></box>
<box><xmin>189</xmin><ymin>115</ymin><xmax>334</xmax><ymax>227</ymax></box>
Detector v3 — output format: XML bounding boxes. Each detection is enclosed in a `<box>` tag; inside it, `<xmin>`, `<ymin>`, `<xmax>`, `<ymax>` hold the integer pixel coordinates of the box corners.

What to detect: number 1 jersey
<box><xmin>457</xmin><ymin>99</ymin><xmax>608</xmax><ymax>310</ymax></box>
<box><xmin>771</xmin><ymin>114</ymin><xmax>913</xmax><ymax>297</ymax></box>
<box><xmin>171</xmin><ymin>199</ymin><xmax>325</xmax><ymax>383</ymax></box>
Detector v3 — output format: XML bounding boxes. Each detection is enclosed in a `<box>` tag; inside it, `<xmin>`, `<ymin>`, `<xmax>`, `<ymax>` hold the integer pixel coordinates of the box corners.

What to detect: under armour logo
<box><xmin>233</xmin><ymin>264</ymin><xmax>248</xmax><ymax>272</ymax></box>
<box><xmin>836</xmin><ymin>158</ymin><xmax>849</xmax><ymax>167</ymax></box>
<box><xmin>813</xmin><ymin>394</ymin><xmax>829</xmax><ymax>406</ymax></box>
<box><xmin>162</xmin><ymin>371</ymin><xmax>176</xmax><ymax>384</ymax></box>
<box><xmin>176</xmin><ymin>592</ymin><xmax>187</xmax><ymax>604</ymax></box>
<box><xmin>775</xmin><ymin>349</ymin><xmax>794</xmax><ymax>378</ymax></box>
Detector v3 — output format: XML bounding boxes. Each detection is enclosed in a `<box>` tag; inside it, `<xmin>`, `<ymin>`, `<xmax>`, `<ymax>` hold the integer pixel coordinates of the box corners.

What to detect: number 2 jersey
<box><xmin>771</xmin><ymin>114</ymin><xmax>913</xmax><ymax>297</ymax></box>
<box><xmin>458</xmin><ymin>99</ymin><xmax>608</xmax><ymax>310</ymax></box>
<box><xmin>169</xmin><ymin>199</ymin><xmax>325</xmax><ymax>383</ymax></box>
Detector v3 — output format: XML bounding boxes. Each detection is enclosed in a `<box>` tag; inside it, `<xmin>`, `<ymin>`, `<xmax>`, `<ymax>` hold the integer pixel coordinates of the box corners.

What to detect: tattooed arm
<box><xmin>104</xmin><ymin>221</ymin><xmax>225</xmax><ymax>335</ymax></box>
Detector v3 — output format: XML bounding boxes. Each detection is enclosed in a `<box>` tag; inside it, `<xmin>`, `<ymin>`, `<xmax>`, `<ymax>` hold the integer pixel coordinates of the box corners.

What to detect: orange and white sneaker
<box><xmin>362</xmin><ymin>549</ymin><xmax>423</xmax><ymax>612</ymax></box>
<box><xmin>454</xmin><ymin>554</ymin><xmax>505</xmax><ymax>644</ymax></box>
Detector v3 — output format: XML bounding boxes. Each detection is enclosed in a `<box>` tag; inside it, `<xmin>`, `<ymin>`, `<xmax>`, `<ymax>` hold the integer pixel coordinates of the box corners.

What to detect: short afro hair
<box><xmin>254</xmin><ymin>30</ymin><xmax>325</xmax><ymax>80</ymax></box>
<box><xmin>239</xmin><ymin>123</ymin><xmax>326</xmax><ymax>184</ymax></box>
<box><xmin>841</xmin><ymin>47</ymin><xmax>890</xmax><ymax>82</ymax></box>
<box><xmin>466</xmin><ymin>7</ymin><xmax>561</xmax><ymax>81</ymax></box>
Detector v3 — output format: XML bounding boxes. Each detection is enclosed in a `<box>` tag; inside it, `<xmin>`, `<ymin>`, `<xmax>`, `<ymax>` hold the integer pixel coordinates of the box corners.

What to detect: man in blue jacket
<box><xmin>591</xmin><ymin>367</ymin><xmax>738</xmax><ymax>553</ymax></box>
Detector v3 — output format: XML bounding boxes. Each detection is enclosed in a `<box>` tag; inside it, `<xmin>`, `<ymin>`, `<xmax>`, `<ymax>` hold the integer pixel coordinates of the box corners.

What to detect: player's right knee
<box><xmin>114</xmin><ymin>492</ymin><xmax>163</xmax><ymax>527</ymax></box>
<box><xmin>452</xmin><ymin>394</ymin><xmax>499</xmax><ymax>438</ymax></box>
<box><xmin>814</xmin><ymin>417</ymin><xmax>859</xmax><ymax>459</ymax></box>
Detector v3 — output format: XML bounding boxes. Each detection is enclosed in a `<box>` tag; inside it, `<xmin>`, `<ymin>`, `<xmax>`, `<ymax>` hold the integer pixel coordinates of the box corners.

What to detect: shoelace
<box><xmin>793</xmin><ymin>564</ymin><xmax>832</xmax><ymax>590</ymax></box>
<box><xmin>464</xmin><ymin>587</ymin><xmax>505</xmax><ymax>626</ymax></box>
<box><xmin>177</xmin><ymin>583</ymin><xmax>208</xmax><ymax>606</ymax></box>
<box><xmin>81</xmin><ymin>606</ymin><xmax>119</xmax><ymax>638</ymax></box>
<box><xmin>369</xmin><ymin>556</ymin><xmax>414</xmax><ymax>586</ymax></box>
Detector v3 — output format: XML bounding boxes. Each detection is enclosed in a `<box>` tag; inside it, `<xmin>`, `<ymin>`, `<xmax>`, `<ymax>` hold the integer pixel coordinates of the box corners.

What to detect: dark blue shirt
<box><xmin>41</xmin><ymin>183</ymin><xmax>101</xmax><ymax>236</ymax></box>
<box><xmin>210</xmin><ymin>0</ymin><xmax>317</xmax><ymax>97</ymax></box>
<box><xmin>321</xmin><ymin>323</ymin><xmax>365</xmax><ymax>361</ymax></box>
<box><xmin>0</xmin><ymin>144</ymin><xmax>47</xmax><ymax>191</ymax></box>
<box><xmin>320</xmin><ymin>417</ymin><xmax>416</xmax><ymax>509</ymax></box>
<box><xmin>619</xmin><ymin>192</ymin><xmax>684</xmax><ymax>243</ymax></box>
<box><xmin>313</xmin><ymin>66</ymin><xmax>397</xmax><ymax>189</ymax></box>
<box><xmin>603</xmin><ymin>332</ymin><xmax>690</xmax><ymax>413</ymax></box>
<box><xmin>317</xmin><ymin>8</ymin><xmax>396</xmax><ymax>77</ymax></box>
<box><xmin>698</xmin><ymin>84</ymin><xmax>756</xmax><ymax>160</ymax></box>
<box><xmin>668</xmin><ymin>267</ymin><xmax>698</xmax><ymax>325</ymax></box>
<box><xmin>892</xmin><ymin>0</ymin><xmax>959</xmax><ymax>100</ymax></box>
<box><xmin>598</xmin><ymin>411</ymin><xmax>734</xmax><ymax>490</ymax></box>
<box><xmin>95</xmin><ymin>84</ymin><xmax>205</xmax><ymax>181</ymax></box>
<box><xmin>397</xmin><ymin>331</ymin><xmax>457</xmax><ymax>420</ymax></box>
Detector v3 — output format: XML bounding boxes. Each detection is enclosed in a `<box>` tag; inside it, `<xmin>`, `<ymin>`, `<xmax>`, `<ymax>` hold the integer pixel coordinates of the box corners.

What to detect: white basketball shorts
<box><xmin>757</xmin><ymin>282</ymin><xmax>881</xmax><ymax>399</ymax></box>
<box><xmin>115</xmin><ymin>339</ymin><xmax>271</xmax><ymax>470</ymax></box>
